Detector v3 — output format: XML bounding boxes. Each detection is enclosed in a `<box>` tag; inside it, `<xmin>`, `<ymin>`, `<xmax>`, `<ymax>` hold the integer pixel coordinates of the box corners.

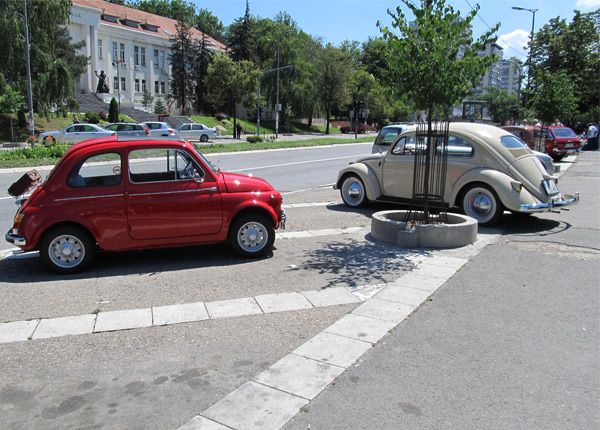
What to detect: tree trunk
<box><xmin>422</xmin><ymin>107</ymin><xmax>433</xmax><ymax>221</ymax></box>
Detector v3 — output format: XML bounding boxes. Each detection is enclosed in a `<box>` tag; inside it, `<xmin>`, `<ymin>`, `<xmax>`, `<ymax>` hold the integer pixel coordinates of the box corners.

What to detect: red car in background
<box><xmin>544</xmin><ymin>126</ymin><xmax>582</xmax><ymax>161</ymax></box>
<box><xmin>340</xmin><ymin>123</ymin><xmax>366</xmax><ymax>134</ymax></box>
<box><xmin>6</xmin><ymin>136</ymin><xmax>285</xmax><ymax>273</ymax></box>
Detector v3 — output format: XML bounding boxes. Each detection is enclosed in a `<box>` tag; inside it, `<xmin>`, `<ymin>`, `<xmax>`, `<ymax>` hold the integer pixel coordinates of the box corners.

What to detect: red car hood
<box><xmin>221</xmin><ymin>172</ymin><xmax>274</xmax><ymax>193</ymax></box>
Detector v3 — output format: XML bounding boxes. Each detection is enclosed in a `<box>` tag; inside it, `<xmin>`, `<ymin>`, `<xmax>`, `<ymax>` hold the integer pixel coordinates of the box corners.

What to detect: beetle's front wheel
<box><xmin>340</xmin><ymin>175</ymin><xmax>369</xmax><ymax>207</ymax></box>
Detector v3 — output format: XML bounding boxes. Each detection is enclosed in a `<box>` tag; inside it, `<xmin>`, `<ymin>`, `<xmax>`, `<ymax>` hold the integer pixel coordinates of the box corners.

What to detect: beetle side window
<box><xmin>501</xmin><ymin>135</ymin><xmax>528</xmax><ymax>149</ymax></box>
<box><xmin>445</xmin><ymin>136</ymin><xmax>473</xmax><ymax>157</ymax></box>
<box><xmin>129</xmin><ymin>149</ymin><xmax>204</xmax><ymax>182</ymax></box>
<box><xmin>67</xmin><ymin>153</ymin><xmax>122</xmax><ymax>188</ymax></box>
<box><xmin>391</xmin><ymin>135</ymin><xmax>417</xmax><ymax>155</ymax></box>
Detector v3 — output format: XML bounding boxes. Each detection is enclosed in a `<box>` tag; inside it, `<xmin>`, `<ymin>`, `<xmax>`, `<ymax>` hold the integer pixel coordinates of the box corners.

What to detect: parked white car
<box><xmin>140</xmin><ymin>121</ymin><xmax>175</xmax><ymax>137</ymax></box>
<box><xmin>175</xmin><ymin>123</ymin><xmax>216</xmax><ymax>142</ymax></box>
<box><xmin>38</xmin><ymin>124</ymin><xmax>115</xmax><ymax>144</ymax></box>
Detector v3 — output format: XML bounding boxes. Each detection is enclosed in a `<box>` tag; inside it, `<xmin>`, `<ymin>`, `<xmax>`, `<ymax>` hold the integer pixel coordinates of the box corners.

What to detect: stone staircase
<box><xmin>74</xmin><ymin>92</ymin><xmax>193</xmax><ymax>129</ymax></box>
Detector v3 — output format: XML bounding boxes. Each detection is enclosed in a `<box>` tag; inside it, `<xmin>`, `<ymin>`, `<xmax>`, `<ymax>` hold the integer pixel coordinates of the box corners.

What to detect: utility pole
<box><xmin>257</xmin><ymin>65</ymin><xmax>295</xmax><ymax>138</ymax></box>
<box><xmin>24</xmin><ymin>0</ymin><xmax>34</xmax><ymax>139</ymax></box>
<box><xmin>275</xmin><ymin>30</ymin><xmax>293</xmax><ymax>139</ymax></box>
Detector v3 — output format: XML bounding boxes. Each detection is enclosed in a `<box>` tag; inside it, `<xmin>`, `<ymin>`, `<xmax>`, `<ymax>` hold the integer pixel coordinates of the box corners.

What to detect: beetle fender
<box><xmin>449</xmin><ymin>168</ymin><xmax>540</xmax><ymax>212</ymax></box>
<box><xmin>335</xmin><ymin>164</ymin><xmax>383</xmax><ymax>201</ymax></box>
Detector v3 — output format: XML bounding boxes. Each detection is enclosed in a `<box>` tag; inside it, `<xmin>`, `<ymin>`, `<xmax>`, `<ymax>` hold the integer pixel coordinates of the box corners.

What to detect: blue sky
<box><xmin>195</xmin><ymin>0</ymin><xmax>600</xmax><ymax>62</ymax></box>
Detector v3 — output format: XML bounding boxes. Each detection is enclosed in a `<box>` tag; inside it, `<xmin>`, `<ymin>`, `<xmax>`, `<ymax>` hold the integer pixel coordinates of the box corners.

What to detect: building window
<box><xmin>160</xmin><ymin>81</ymin><xmax>165</xmax><ymax>94</ymax></box>
<box><xmin>142</xmin><ymin>79</ymin><xmax>147</xmax><ymax>92</ymax></box>
<box><xmin>120</xmin><ymin>43</ymin><xmax>125</xmax><ymax>62</ymax></box>
<box><xmin>154</xmin><ymin>80</ymin><xmax>159</xmax><ymax>93</ymax></box>
<box><xmin>134</xmin><ymin>46</ymin><xmax>139</xmax><ymax>66</ymax></box>
<box><xmin>98</xmin><ymin>39</ymin><xmax>103</xmax><ymax>60</ymax></box>
<box><xmin>154</xmin><ymin>49</ymin><xmax>159</xmax><ymax>67</ymax></box>
<box><xmin>121</xmin><ymin>77</ymin><xmax>126</xmax><ymax>91</ymax></box>
<box><xmin>135</xmin><ymin>79</ymin><xmax>140</xmax><ymax>92</ymax></box>
<box><xmin>159</xmin><ymin>50</ymin><xmax>165</xmax><ymax>69</ymax></box>
<box><xmin>141</xmin><ymin>47</ymin><xmax>146</xmax><ymax>67</ymax></box>
<box><xmin>112</xmin><ymin>42</ymin><xmax>117</xmax><ymax>60</ymax></box>
<box><xmin>113</xmin><ymin>77</ymin><xmax>118</xmax><ymax>93</ymax></box>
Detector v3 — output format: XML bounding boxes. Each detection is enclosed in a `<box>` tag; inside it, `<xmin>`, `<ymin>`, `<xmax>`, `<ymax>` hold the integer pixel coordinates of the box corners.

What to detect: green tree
<box><xmin>0</xmin><ymin>83</ymin><xmax>25</xmax><ymax>142</ymax></box>
<box><xmin>528</xmin><ymin>10</ymin><xmax>600</xmax><ymax>127</ymax></box>
<box><xmin>195</xmin><ymin>8</ymin><xmax>225</xmax><ymax>42</ymax></box>
<box><xmin>225</xmin><ymin>0</ymin><xmax>257</xmax><ymax>63</ymax></box>
<box><xmin>108</xmin><ymin>98</ymin><xmax>119</xmax><ymax>123</ymax></box>
<box><xmin>0</xmin><ymin>0</ymin><xmax>86</xmax><ymax>117</ymax></box>
<box><xmin>206</xmin><ymin>55</ymin><xmax>259</xmax><ymax>134</ymax></box>
<box><xmin>379</xmin><ymin>0</ymin><xmax>498</xmax><ymax>219</ymax></box>
<box><xmin>142</xmin><ymin>90</ymin><xmax>154</xmax><ymax>111</ymax></box>
<box><xmin>169</xmin><ymin>19</ymin><xmax>196</xmax><ymax>115</ymax></box>
<box><xmin>154</xmin><ymin>98</ymin><xmax>167</xmax><ymax>114</ymax></box>
<box><xmin>479</xmin><ymin>87</ymin><xmax>519</xmax><ymax>125</ymax></box>
<box><xmin>530</xmin><ymin>70</ymin><xmax>577</xmax><ymax>126</ymax></box>
<box><xmin>129</xmin><ymin>0</ymin><xmax>196</xmax><ymax>22</ymax></box>
<box><xmin>316</xmin><ymin>43</ymin><xmax>352</xmax><ymax>134</ymax></box>
<box><xmin>194</xmin><ymin>34</ymin><xmax>214</xmax><ymax>114</ymax></box>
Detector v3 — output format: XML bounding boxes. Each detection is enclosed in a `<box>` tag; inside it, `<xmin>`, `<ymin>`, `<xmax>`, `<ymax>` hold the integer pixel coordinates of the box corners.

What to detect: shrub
<box><xmin>97</xmin><ymin>110</ymin><xmax>107</xmax><ymax>121</ymax></box>
<box><xmin>215</xmin><ymin>112</ymin><xmax>227</xmax><ymax>121</ymax></box>
<box><xmin>84</xmin><ymin>111</ymin><xmax>101</xmax><ymax>124</ymax></box>
<box><xmin>108</xmin><ymin>98</ymin><xmax>119</xmax><ymax>122</ymax></box>
<box><xmin>0</xmin><ymin>143</ymin><xmax>69</xmax><ymax>161</ymax></box>
<box><xmin>246</xmin><ymin>136</ymin><xmax>263</xmax><ymax>143</ymax></box>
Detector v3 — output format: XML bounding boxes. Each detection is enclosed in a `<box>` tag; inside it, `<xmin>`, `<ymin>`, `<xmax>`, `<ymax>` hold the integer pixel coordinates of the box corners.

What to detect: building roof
<box><xmin>72</xmin><ymin>0</ymin><xmax>226</xmax><ymax>50</ymax></box>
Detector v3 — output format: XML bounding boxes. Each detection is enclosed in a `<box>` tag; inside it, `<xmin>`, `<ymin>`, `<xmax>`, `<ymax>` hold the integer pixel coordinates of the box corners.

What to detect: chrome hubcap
<box><xmin>238</xmin><ymin>222</ymin><xmax>267</xmax><ymax>252</ymax></box>
<box><xmin>348</xmin><ymin>183</ymin><xmax>361</xmax><ymax>198</ymax></box>
<box><xmin>49</xmin><ymin>235</ymin><xmax>84</xmax><ymax>268</ymax></box>
<box><xmin>472</xmin><ymin>194</ymin><xmax>492</xmax><ymax>215</ymax></box>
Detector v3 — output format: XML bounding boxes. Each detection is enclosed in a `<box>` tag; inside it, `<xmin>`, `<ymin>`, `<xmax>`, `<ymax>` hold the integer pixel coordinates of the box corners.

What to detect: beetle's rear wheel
<box><xmin>461</xmin><ymin>184</ymin><xmax>504</xmax><ymax>226</ymax></box>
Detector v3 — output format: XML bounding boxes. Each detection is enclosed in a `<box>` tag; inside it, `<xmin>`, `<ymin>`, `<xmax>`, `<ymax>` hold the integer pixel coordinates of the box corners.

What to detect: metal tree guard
<box><xmin>405</xmin><ymin>120</ymin><xmax>450</xmax><ymax>225</ymax></box>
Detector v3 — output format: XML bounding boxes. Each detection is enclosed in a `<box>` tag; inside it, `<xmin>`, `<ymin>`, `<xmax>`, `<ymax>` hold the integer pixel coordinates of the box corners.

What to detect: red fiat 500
<box><xmin>6</xmin><ymin>136</ymin><xmax>285</xmax><ymax>274</ymax></box>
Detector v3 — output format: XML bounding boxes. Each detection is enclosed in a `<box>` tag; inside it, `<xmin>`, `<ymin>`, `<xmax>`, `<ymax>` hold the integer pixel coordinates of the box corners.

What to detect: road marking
<box><xmin>228</xmin><ymin>155</ymin><xmax>360</xmax><ymax>173</ymax></box>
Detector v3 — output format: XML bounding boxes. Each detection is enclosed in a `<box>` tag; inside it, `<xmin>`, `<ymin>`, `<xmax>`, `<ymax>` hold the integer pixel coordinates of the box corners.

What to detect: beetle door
<box><xmin>381</xmin><ymin>135</ymin><xmax>416</xmax><ymax>199</ymax></box>
<box><xmin>126</xmin><ymin>148</ymin><xmax>222</xmax><ymax>240</ymax></box>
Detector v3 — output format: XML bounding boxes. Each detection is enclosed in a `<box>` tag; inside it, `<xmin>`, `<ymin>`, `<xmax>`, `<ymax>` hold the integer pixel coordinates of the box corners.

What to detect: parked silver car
<box><xmin>140</xmin><ymin>121</ymin><xmax>175</xmax><ymax>137</ymax></box>
<box><xmin>175</xmin><ymin>123</ymin><xmax>216</xmax><ymax>142</ymax></box>
<box><xmin>38</xmin><ymin>123</ymin><xmax>115</xmax><ymax>144</ymax></box>
<box><xmin>104</xmin><ymin>123</ymin><xmax>150</xmax><ymax>137</ymax></box>
<box><xmin>336</xmin><ymin>122</ymin><xmax>579</xmax><ymax>226</ymax></box>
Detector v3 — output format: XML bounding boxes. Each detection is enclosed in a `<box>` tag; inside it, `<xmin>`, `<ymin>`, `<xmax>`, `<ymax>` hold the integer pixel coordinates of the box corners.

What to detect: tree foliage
<box><xmin>528</xmin><ymin>9</ymin><xmax>599</xmax><ymax>126</ymax></box>
<box><xmin>169</xmin><ymin>19</ymin><xmax>197</xmax><ymax>115</ymax></box>
<box><xmin>379</xmin><ymin>0</ymin><xmax>499</xmax><ymax>115</ymax></box>
<box><xmin>225</xmin><ymin>0</ymin><xmax>257</xmax><ymax>63</ymax></box>
<box><xmin>479</xmin><ymin>87</ymin><xmax>519</xmax><ymax>125</ymax></box>
<box><xmin>0</xmin><ymin>0</ymin><xmax>87</xmax><ymax>117</ymax></box>
<box><xmin>530</xmin><ymin>70</ymin><xmax>578</xmax><ymax>126</ymax></box>
<box><xmin>195</xmin><ymin>8</ymin><xmax>225</xmax><ymax>42</ymax></box>
<box><xmin>316</xmin><ymin>44</ymin><xmax>352</xmax><ymax>133</ymax></box>
<box><xmin>108</xmin><ymin>98</ymin><xmax>119</xmax><ymax>123</ymax></box>
<box><xmin>129</xmin><ymin>0</ymin><xmax>196</xmax><ymax>22</ymax></box>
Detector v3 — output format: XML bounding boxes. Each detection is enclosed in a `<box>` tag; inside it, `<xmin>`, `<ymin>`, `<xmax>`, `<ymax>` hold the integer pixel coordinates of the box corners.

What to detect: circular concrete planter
<box><xmin>371</xmin><ymin>210</ymin><xmax>478</xmax><ymax>249</ymax></box>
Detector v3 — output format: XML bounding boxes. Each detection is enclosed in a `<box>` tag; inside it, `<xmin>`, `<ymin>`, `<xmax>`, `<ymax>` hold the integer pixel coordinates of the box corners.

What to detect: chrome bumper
<box><xmin>5</xmin><ymin>231</ymin><xmax>26</xmax><ymax>246</ymax></box>
<box><xmin>520</xmin><ymin>192</ymin><xmax>580</xmax><ymax>211</ymax></box>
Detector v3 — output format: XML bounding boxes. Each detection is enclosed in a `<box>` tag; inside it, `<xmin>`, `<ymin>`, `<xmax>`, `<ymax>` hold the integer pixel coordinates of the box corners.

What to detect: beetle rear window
<box><xmin>500</xmin><ymin>135</ymin><xmax>527</xmax><ymax>149</ymax></box>
<box><xmin>67</xmin><ymin>153</ymin><xmax>122</xmax><ymax>188</ymax></box>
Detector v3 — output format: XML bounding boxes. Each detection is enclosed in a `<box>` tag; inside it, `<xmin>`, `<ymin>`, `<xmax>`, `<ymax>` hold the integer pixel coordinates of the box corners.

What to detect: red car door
<box><xmin>125</xmin><ymin>147</ymin><xmax>223</xmax><ymax>240</ymax></box>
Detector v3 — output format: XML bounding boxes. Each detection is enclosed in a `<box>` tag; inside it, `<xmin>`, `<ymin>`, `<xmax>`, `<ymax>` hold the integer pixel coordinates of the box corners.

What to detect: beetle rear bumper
<box><xmin>520</xmin><ymin>192</ymin><xmax>580</xmax><ymax>211</ymax></box>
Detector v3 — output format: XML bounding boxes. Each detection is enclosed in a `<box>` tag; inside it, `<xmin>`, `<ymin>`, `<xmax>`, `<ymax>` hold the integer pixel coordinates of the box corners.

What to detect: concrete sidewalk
<box><xmin>178</xmin><ymin>152</ymin><xmax>599</xmax><ymax>430</ymax></box>
<box><xmin>280</xmin><ymin>152</ymin><xmax>599</xmax><ymax>430</ymax></box>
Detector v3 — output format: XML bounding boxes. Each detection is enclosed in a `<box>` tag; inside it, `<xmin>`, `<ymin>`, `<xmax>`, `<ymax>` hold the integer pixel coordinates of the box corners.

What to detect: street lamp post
<box><xmin>276</xmin><ymin>30</ymin><xmax>293</xmax><ymax>139</ymax></box>
<box><xmin>112</xmin><ymin>58</ymin><xmax>122</xmax><ymax>113</ymax></box>
<box><xmin>512</xmin><ymin>6</ymin><xmax>538</xmax><ymax>105</ymax></box>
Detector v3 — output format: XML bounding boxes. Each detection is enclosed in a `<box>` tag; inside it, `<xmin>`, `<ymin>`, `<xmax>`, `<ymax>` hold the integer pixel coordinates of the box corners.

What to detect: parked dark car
<box><xmin>340</xmin><ymin>123</ymin><xmax>365</xmax><ymax>134</ymax></box>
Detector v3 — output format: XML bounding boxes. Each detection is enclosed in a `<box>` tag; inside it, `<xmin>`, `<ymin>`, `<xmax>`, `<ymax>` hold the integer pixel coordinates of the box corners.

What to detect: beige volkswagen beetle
<box><xmin>334</xmin><ymin>122</ymin><xmax>579</xmax><ymax>226</ymax></box>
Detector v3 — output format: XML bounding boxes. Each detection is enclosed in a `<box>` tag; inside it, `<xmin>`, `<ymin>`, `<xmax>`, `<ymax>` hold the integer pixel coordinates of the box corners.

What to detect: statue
<box><xmin>95</xmin><ymin>70</ymin><xmax>109</xmax><ymax>93</ymax></box>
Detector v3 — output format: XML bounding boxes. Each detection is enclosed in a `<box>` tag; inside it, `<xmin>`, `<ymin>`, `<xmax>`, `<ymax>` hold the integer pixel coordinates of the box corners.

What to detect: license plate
<box><xmin>543</xmin><ymin>179</ymin><xmax>559</xmax><ymax>195</ymax></box>
<box><xmin>565</xmin><ymin>143</ymin><xmax>574</xmax><ymax>148</ymax></box>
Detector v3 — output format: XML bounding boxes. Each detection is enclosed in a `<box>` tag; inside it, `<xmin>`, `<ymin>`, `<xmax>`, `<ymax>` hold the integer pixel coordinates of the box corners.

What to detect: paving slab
<box><xmin>32</xmin><ymin>314</ymin><xmax>96</xmax><ymax>340</ymax></box>
<box><xmin>253</xmin><ymin>353</ymin><xmax>346</xmax><ymax>400</ymax></box>
<box><xmin>0</xmin><ymin>319</ymin><xmax>39</xmax><ymax>343</ymax></box>
<box><xmin>205</xmin><ymin>297</ymin><xmax>263</xmax><ymax>319</ymax></box>
<box><xmin>152</xmin><ymin>302</ymin><xmax>209</xmax><ymax>325</ymax></box>
<box><xmin>93</xmin><ymin>308</ymin><xmax>153</xmax><ymax>332</ymax></box>
<box><xmin>201</xmin><ymin>381</ymin><xmax>308</xmax><ymax>430</ymax></box>
<box><xmin>292</xmin><ymin>331</ymin><xmax>372</xmax><ymax>368</ymax></box>
<box><xmin>375</xmin><ymin>284</ymin><xmax>434</xmax><ymax>307</ymax></box>
<box><xmin>352</xmin><ymin>297</ymin><xmax>416</xmax><ymax>323</ymax></box>
<box><xmin>177</xmin><ymin>415</ymin><xmax>231</xmax><ymax>430</ymax></box>
<box><xmin>301</xmin><ymin>287</ymin><xmax>361</xmax><ymax>307</ymax></box>
<box><xmin>411</xmin><ymin>262</ymin><xmax>463</xmax><ymax>279</ymax></box>
<box><xmin>323</xmin><ymin>313</ymin><xmax>397</xmax><ymax>344</ymax></box>
<box><xmin>389</xmin><ymin>271</ymin><xmax>447</xmax><ymax>292</ymax></box>
<box><xmin>255</xmin><ymin>292</ymin><xmax>313</xmax><ymax>313</ymax></box>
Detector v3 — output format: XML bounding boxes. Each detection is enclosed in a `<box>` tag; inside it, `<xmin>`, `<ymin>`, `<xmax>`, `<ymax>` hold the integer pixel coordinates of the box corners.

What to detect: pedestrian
<box><xmin>584</xmin><ymin>121</ymin><xmax>599</xmax><ymax>151</ymax></box>
<box><xmin>236</xmin><ymin>122</ymin><xmax>242</xmax><ymax>139</ymax></box>
<box><xmin>73</xmin><ymin>116</ymin><xmax>80</xmax><ymax>124</ymax></box>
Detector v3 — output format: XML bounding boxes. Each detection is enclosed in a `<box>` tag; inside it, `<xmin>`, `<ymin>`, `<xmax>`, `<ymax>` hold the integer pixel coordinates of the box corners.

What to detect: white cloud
<box><xmin>497</xmin><ymin>29</ymin><xmax>530</xmax><ymax>62</ymax></box>
<box><xmin>575</xmin><ymin>0</ymin><xmax>600</xmax><ymax>8</ymax></box>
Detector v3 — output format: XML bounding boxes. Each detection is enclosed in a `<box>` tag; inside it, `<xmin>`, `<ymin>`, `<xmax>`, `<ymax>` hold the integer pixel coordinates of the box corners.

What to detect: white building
<box><xmin>68</xmin><ymin>0</ymin><xmax>226</xmax><ymax>110</ymax></box>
